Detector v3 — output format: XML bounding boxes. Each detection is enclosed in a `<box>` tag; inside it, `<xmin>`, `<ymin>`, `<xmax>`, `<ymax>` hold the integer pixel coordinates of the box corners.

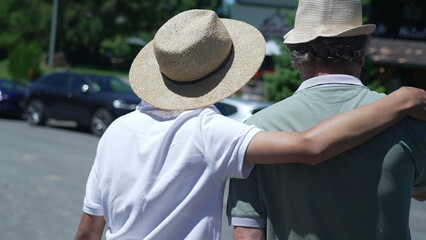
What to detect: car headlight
<box><xmin>0</xmin><ymin>91</ymin><xmax>7</xmax><ymax>101</ymax></box>
<box><xmin>113</xmin><ymin>99</ymin><xmax>137</xmax><ymax>110</ymax></box>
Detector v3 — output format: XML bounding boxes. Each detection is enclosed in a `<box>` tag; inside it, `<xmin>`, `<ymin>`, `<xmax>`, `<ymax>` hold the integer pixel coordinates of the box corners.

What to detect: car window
<box><xmin>42</xmin><ymin>73</ymin><xmax>69</xmax><ymax>88</ymax></box>
<box><xmin>69</xmin><ymin>74</ymin><xmax>87</xmax><ymax>92</ymax></box>
<box><xmin>0</xmin><ymin>80</ymin><xmax>24</xmax><ymax>91</ymax></box>
<box><xmin>89</xmin><ymin>75</ymin><xmax>133</xmax><ymax>94</ymax></box>
<box><xmin>14</xmin><ymin>83</ymin><xmax>25</xmax><ymax>91</ymax></box>
<box><xmin>110</xmin><ymin>78</ymin><xmax>132</xmax><ymax>93</ymax></box>
<box><xmin>214</xmin><ymin>102</ymin><xmax>237</xmax><ymax>116</ymax></box>
<box><xmin>252</xmin><ymin>108</ymin><xmax>265</xmax><ymax>114</ymax></box>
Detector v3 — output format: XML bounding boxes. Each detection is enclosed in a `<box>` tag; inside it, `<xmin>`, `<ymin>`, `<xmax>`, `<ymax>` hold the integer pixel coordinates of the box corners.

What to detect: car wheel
<box><xmin>90</xmin><ymin>108</ymin><xmax>113</xmax><ymax>136</ymax></box>
<box><xmin>26</xmin><ymin>99</ymin><xmax>46</xmax><ymax>126</ymax></box>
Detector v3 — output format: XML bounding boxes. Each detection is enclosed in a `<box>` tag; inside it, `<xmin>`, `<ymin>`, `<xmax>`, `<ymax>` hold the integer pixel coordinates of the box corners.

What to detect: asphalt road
<box><xmin>0</xmin><ymin>118</ymin><xmax>424</xmax><ymax>240</ymax></box>
<box><xmin>0</xmin><ymin>118</ymin><xmax>98</xmax><ymax>239</ymax></box>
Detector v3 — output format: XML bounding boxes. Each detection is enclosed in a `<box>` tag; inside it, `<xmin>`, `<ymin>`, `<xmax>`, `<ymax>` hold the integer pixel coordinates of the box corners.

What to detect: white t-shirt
<box><xmin>83</xmin><ymin>104</ymin><xmax>261</xmax><ymax>239</ymax></box>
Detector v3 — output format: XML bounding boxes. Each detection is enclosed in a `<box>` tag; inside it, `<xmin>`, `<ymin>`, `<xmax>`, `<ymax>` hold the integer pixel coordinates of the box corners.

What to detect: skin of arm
<box><xmin>75</xmin><ymin>213</ymin><xmax>106</xmax><ymax>240</ymax></box>
<box><xmin>234</xmin><ymin>226</ymin><xmax>265</xmax><ymax>240</ymax></box>
<box><xmin>245</xmin><ymin>87</ymin><xmax>426</xmax><ymax>165</ymax></box>
<box><xmin>412</xmin><ymin>191</ymin><xmax>426</xmax><ymax>201</ymax></box>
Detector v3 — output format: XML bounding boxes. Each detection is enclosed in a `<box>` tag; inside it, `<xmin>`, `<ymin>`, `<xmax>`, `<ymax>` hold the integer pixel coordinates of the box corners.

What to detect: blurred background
<box><xmin>0</xmin><ymin>0</ymin><xmax>425</xmax><ymax>101</ymax></box>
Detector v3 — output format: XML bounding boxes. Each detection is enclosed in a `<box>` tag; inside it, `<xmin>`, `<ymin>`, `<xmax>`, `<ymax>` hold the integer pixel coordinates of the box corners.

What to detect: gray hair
<box><xmin>285</xmin><ymin>35</ymin><xmax>370</xmax><ymax>66</ymax></box>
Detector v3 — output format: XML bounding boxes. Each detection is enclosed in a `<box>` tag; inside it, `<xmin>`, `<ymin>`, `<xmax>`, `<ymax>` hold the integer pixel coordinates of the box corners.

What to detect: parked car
<box><xmin>25</xmin><ymin>72</ymin><xmax>140</xmax><ymax>136</ymax></box>
<box><xmin>0</xmin><ymin>79</ymin><xmax>25</xmax><ymax>118</ymax></box>
<box><xmin>214</xmin><ymin>97</ymin><xmax>272</xmax><ymax>122</ymax></box>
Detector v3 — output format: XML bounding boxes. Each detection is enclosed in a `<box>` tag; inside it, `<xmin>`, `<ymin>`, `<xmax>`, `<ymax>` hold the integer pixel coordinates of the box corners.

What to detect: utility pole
<box><xmin>48</xmin><ymin>0</ymin><xmax>59</xmax><ymax>66</ymax></box>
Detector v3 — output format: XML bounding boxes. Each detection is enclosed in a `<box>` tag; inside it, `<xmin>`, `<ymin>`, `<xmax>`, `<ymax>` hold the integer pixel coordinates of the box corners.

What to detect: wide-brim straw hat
<box><xmin>284</xmin><ymin>0</ymin><xmax>376</xmax><ymax>44</ymax></box>
<box><xmin>129</xmin><ymin>9</ymin><xmax>266</xmax><ymax>110</ymax></box>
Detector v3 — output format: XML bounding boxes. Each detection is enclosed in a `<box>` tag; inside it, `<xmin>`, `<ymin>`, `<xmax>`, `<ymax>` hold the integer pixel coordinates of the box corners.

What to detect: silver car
<box><xmin>214</xmin><ymin>97</ymin><xmax>272</xmax><ymax>122</ymax></box>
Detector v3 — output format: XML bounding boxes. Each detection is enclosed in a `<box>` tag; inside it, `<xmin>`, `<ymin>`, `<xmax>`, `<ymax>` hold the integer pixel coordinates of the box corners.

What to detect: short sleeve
<box><xmin>405</xmin><ymin>119</ymin><xmax>426</xmax><ymax>189</ymax></box>
<box><xmin>200</xmin><ymin>109</ymin><xmax>261</xmax><ymax>181</ymax></box>
<box><xmin>83</xmin><ymin>165</ymin><xmax>103</xmax><ymax>216</ymax></box>
<box><xmin>226</xmin><ymin>167</ymin><xmax>266</xmax><ymax>228</ymax></box>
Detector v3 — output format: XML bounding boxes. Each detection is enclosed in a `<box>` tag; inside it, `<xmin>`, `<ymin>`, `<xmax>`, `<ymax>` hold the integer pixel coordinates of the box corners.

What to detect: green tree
<box><xmin>263</xmin><ymin>8</ymin><xmax>299</xmax><ymax>102</ymax></box>
<box><xmin>0</xmin><ymin>0</ymin><xmax>51</xmax><ymax>59</ymax></box>
<box><xmin>264</xmin><ymin>40</ymin><xmax>300</xmax><ymax>102</ymax></box>
<box><xmin>0</xmin><ymin>0</ymin><xmax>223</xmax><ymax>68</ymax></box>
<box><xmin>361</xmin><ymin>57</ymin><xmax>387</xmax><ymax>93</ymax></box>
<box><xmin>8</xmin><ymin>42</ymin><xmax>43</xmax><ymax>84</ymax></box>
<box><xmin>56</xmin><ymin>0</ymin><xmax>223</xmax><ymax>66</ymax></box>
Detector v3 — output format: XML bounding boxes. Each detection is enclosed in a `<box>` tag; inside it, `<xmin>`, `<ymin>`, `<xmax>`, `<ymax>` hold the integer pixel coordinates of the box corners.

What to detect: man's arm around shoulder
<box><xmin>234</xmin><ymin>226</ymin><xmax>265</xmax><ymax>240</ymax></box>
<box><xmin>412</xmin><ymin>191</ymin><xmax>426</xmax><ymax>201</ymax></box>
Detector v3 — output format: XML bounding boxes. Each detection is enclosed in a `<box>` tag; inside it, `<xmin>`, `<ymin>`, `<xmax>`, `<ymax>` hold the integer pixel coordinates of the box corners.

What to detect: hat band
<box><xmin>162</xmin><ymin>45</ymin><xmax>234</xmax><ymax>85</ymax></box>
<box><xmin>294</xmin><ymin>25</ymin><xmax>361</xmax><ymax>29</ymax></box>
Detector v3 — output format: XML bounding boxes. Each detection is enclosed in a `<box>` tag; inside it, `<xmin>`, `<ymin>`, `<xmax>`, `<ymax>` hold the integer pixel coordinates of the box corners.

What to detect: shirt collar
<box><xmin>296</xmin><ymin>74</ymin><xmax>365</xmax><ymax>92</ymax></box>
<box><xmin>137</xmin><ymin>100</ymin><xmax>185</xmax><ymax>120</ymax></box>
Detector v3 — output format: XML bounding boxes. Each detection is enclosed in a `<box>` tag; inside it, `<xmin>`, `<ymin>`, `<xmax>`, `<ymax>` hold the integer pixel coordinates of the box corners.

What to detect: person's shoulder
<box><xmin>99</xmin><ymin>110</ymin><xmax>140</xmax><ymax>137</ymax></box>
<box><xmin>375</xmin><ymin>115</ymin><xmax>426</xmax><ymax>153</ymax></box>
<box><xmin>199</xmin><ymin>105</ymin><xmax>221</xmax><ymax>116</ymax></box>
<box><xmin>187</xmin><ymin>106</ymin><xmax>223</xmax><ymax>123</ymax></box>
<box><xmin>401</xmin><ymin>117</ymin><xmax>426</xmax><ymax>133</ymax></box>
<box><xmin>395</xmin><ymin>118</ymin><xmax>426</xmax><ymax>160</ymax></box>
<box><xmin>361</xmin><ymin>88</ymin><xmax>387</xmax><ymax>99</ymax></box>
<box><xmin>245</xmin><ymin>95</ymin><xmax>303</xmax><ymax>125</ymax></box>
<box><xmin>181</xmin><ymin>106</ymin><xmax>239</xmax><ymax>130</ymax></box>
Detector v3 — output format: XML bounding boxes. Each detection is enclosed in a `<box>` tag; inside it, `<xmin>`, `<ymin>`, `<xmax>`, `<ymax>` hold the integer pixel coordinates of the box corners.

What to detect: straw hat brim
<box><xmin>284</xmin><ymin>24</ymin><xmax>376</xmax><ymax>44</ymax></box>
<box><xmin>129</xmin><ymin>19</ymin><xmax>266</xmax><ymax>110</ymax></box>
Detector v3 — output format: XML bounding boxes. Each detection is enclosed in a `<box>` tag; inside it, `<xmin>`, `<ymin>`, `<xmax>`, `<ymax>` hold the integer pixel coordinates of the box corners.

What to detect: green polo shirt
<box><xmin>227</xmin><ymin>76</ymin><xmax>426</xmax><ymax>240</ymax></box>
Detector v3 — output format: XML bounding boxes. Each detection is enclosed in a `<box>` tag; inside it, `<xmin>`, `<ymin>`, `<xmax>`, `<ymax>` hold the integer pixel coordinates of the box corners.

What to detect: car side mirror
<box><xmin>81</xmin><ymin>84</ymin><xmax>90</xmax><ymax>94</ymax></box>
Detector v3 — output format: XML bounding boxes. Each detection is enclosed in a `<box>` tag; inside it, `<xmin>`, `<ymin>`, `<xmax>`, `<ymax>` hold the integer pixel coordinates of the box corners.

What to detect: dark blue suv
<box><xmin>25</xmin><ymin>72</ymin><xmax>140</xmax><ymax>136</ymax></box>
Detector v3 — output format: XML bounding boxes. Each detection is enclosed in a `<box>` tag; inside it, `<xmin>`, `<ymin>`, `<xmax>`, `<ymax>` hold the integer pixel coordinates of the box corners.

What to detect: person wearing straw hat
<box><xmin>227</xmin><ymin>0</ymin><xmax>426</xmax><ymax>240</ymax></box>
<box><xmin>74</xmin><ymin>9</ymin><xmax>426</xmax><ymax>240</ymax></box>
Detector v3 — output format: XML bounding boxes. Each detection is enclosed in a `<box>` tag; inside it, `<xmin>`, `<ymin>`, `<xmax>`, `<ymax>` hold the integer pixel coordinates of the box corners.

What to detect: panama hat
<box><xmin>284</xmin><ymin>0</ymin><xmax>376</xmax><ymax>44</ymax></box>
<box><xmin>129</xmin><ymin>9</ymin><xmax>266</xmax><ymax>110</ymax></box>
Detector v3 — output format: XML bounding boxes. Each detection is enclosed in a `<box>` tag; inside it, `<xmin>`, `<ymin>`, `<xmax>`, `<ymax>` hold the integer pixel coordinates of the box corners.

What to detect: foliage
<box><xmin>264</xmin><ymin>41</ymin><xmax>300</xmax><ymax>102</ymax></box>
<box><xmin>361</xmin><ymin>57</ymin><xmax>387</xmax><ymax>93</ymax></box>
<box><xmin>56</xmin><ymin>0</ymin><xmax>223</xmax><ymax>66</ymax></box>
<box><xmin>365</xmin><ymin>79</ymin><xmax>386</xmax><ymax>93</ymax></box>
<box><xmin>8</xmin><ymin>42</ymin><xmax>43</xmax><ymax>84</ymax></box>
<box><xmin>0</xmin><ymin>0</ymin><xmax>223</xmax><ymax>69</ymax></box>
<box><xmin>0</xmin><ymin>0</ymin><xmax>51</xmax><ymax>59</ymax></box>
<box><xmin>263</xmin><ymin>8</ymin><xmax>299</xmax><ymax>102</ymax></box>
<box><xmin>100</xmin><ymin>35</ymin><xmax>132</xmax><ymax>60</ymax></box>
<box><xmin>0</xmin><ymin>60</ymin><xmax>12</xmax><ymax>80</ymax></box>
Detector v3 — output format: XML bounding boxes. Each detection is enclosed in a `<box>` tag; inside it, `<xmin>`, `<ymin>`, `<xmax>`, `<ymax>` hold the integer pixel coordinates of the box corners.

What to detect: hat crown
<box><xmin>129</xmin><ymin>9</ymin><xmax>266</xmax><ymax>110</ymax></box>
<box><xmin>283</xmin><ymin>0</ymin><xmax>375</xmax><ymax>44</ymax></box>
<box><xmin>153</xmin><ymin>10</ymin><xmax>232</xmax><ymax>82</ymax></box>
<box><xmin>295</xmin><ymin>0</ymin><xmax>363</xmax><ymax>29</ymax></box>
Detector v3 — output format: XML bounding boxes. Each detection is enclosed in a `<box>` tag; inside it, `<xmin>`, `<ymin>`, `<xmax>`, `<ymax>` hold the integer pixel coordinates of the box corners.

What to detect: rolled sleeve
<box><xmin>238</xmin><ymin>127</ymin><xmax>262</xmax><ymax>179</ymax></box>
<box><xmin>83</xmin><ymin>166</ymin><xmax>103</xmax><ymax>216</ymax></box>
<box><xmin>229</xmin><ymin>216</ymin><xmax>266</xmax><ymax>228</ymax></box>
<box><xmin>201</xmin><ymin>111</ymin><xmax>262</xmax><ymax>180</ymax></box>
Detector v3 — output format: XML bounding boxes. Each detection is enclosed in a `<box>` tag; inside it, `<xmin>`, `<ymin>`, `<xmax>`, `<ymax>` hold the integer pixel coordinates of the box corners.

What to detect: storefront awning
<box><xmin>368</xmin><ymin>38</ymin><xmax>426</xmax><ymax>69</ymax></box>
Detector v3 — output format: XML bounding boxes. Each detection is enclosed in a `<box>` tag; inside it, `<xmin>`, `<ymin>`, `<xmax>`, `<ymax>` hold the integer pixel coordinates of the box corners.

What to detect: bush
<box><xmin>361</xmin><ymin>57</ymin><xmax>387</xmax><ymax>93</ymax></box>
<box><xmin>264</xmin><ymin>40</ymin><xmax>300</xmax><ymax>102</ymax></box>
<box><xmin>8</xmin><ymin>42</ymin><xmax>43</xmax><ymax>84</ymax></box>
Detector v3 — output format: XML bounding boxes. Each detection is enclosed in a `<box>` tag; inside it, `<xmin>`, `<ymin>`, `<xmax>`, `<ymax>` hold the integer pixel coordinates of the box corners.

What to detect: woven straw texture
<box><xmin>129</xmin><ymin>10</ymin><xmax>266</xmax><ymax>110</ymax></box>
<box><xmin>284</xmin><ymin>0</ymin><xmax>375</xmax><ymax>44</ymax></box>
